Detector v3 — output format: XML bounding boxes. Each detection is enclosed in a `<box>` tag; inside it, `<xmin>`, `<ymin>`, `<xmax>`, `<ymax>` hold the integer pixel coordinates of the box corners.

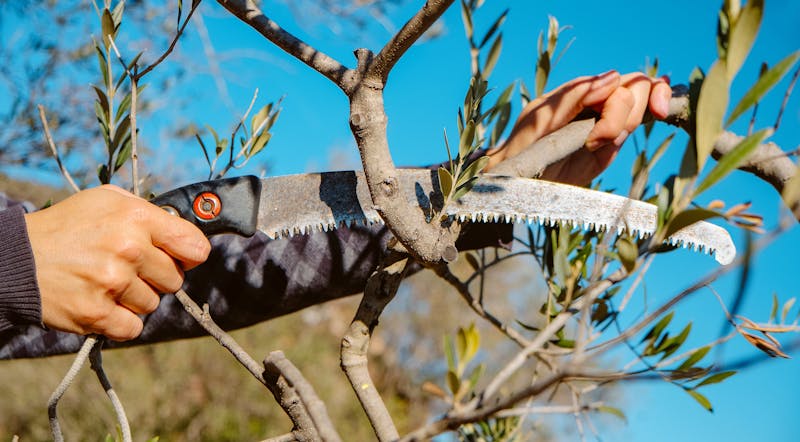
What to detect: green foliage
<box><xmin>726</xmin><ymin>51</ymin><xmax>800</xmax><ymax>126</ymax></box>
<box><xmin>442</xmin><ymin>323</ymin><xmax>484</xmax><ymax>404</ymax></box>
<box><xmin>694</xmin><ymin>61</ymin><xmax>730</xmax><ymax>172</ymax></box>
<box><xmin>195</xmin><ymin>98</ymin><xmax>281</xmax><ymax>179</ymax></box>
<box><xmin>458</xmin><ymin>416</ymin><xmax>522</xmax><ymax>442</ymax></box>
<box><xmin>534</xmin><ymin>15</ymin><xmax>570</xmax><ymax>98</ymax></box>
<box><xmin>439</xmin><ymin>1</ymin><xmax>521</xmax><ymax>216</ymax></box>
<box><xmin>93</xmin><ymin>1</ymin><xmax>138</xmax><ymax>185</ymax></box>
<box><xmin>694</xmin><ymin>128</ymin><xmax>772</xmax><ymax>196</ymax></box>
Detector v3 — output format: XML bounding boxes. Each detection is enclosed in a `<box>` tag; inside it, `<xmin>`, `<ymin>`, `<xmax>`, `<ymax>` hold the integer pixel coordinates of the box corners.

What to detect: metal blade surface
<box><xmin>257</xmin><ymin>169</ymin><xmax>735</xmax><ymax>265</ymax></box>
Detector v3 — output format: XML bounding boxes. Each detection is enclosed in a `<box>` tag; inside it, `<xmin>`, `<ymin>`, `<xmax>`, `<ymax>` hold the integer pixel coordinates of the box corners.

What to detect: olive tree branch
<box><xmin>88</xmin><ymin>343</ymin><xmax>131</xmax><ymax>442</ymax></box>
<box><xmin>47</xmin><ymin>336</ymin><xmax>100</xmax><ymax>442</ymax></box>
<box><xmin>215</xmin><ymin>0</ymin><xmax>354</xmax><ymax>91</ymax></box>
<box><xmin>399</xmin><ymin>371</ymin><xmax>567</xmax><ymax>442</ymax></box>
<box><xmin>367</xmin><ymin>0</ymin><xmax>455</xmax><ymax>83</ymax></box>
<box><xmin>173</xmin><ymin>289</ymin><xmax>339</xmax><ymax>438</ymax></box>
<box><xmin>218</xmin><ymin>0</ymin><xmax>461</xmax><ymax>263</ymax></box>
<box><xmin>588</xmin><ymin>221</ymin><xmax>788</xmax><ymax>356</ymax></box>
<box><xmin>37</xmin><ymin>105</ymin><xmax>80</xmax><ymax>193</ymax></box>
<box><xmin>135</xmin><ymin>0</ymin><xmax>201</xmax><ymax>79</ymax></box>
<box><xmin>433</xmin><ymin>263</ymin><xmax>531</xmax><ymax>348</ymax></box>
<box><xmin>264</xmin><ymin>351</ymin><xmax>342</xmax><ymax>442</ymax></box>
<box><xmin>173</xmin><ymin>289</ymin><xmax>265</xmax><ymax>382</ymax></box>
<box><xmin>340</xmin><ymin>252</ymin><xmax>409</xmax><ymax>441</ymax></box>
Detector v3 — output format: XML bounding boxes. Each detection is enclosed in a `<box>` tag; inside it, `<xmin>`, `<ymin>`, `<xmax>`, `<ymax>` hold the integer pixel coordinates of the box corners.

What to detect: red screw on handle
<box><xmin>192</xmin><ymin>192</ymin><xmax>222</xmax><ymax>220</ymax></box>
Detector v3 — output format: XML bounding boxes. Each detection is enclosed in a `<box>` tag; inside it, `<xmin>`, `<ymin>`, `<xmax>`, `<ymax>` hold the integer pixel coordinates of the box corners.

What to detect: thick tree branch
<box><xmin>340</xmin><ymin>252</ymin><xmax>408</xmax><ymax>441</ymax></box>
<box><xmin>348</xmin><ymin>56</ymin><xmax>460</xmax><ymax>264</ymax></box>
<box><xmin>368</xmin><ymin>0</ymin><xmax>455</xmax><ymax>82</ymax></box>
<box><xmin>262</xmin><ymin>371</ymin><xmax>319</xmax><ymax>442</ymax></box>
<box><xmin>216</xmin><ymin>0</ymin><xmax>354</xmax><ymax>91</ymax></box>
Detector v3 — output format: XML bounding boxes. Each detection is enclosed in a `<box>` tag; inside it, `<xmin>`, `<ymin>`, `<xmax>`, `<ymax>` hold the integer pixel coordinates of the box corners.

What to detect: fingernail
<box><xmin>657</xmin><ymin>97</ymin><xmax>669</xmax><ymax>118</ymax></box>
<box><xmin>613</xmin><ymin>130</ymin><xmax>629</xmax><ymax>147</ymax></box>
<box><xmin>590</xmin><ymin>70</ymin><xmax>618</xmax><ymax>90</ymax></box>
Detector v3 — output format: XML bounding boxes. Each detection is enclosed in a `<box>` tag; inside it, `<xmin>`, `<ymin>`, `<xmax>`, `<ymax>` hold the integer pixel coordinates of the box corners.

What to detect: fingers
<box><xmin>146</xmin><ymin>205</ymin><xmax>211</xmax><ymax>270</ymax></box>
<box><xmin>91</xmin><ymin>306</ymin><xmax>145</xmax><ymax>342</ymax></box>
<box><xmin>585</xmin><ymin>73</ymin><xmax>672</xmax><ymax>151</ymax></box>
<box><xmin>649</xmin><ymin>76</ymin><xmax>672</xmax><ymax>119</ymax></box>
<box><xmin>586</xmin><ymin>86</ymin><xmax>634</xmax><ymax>150</ymax></box>
<box><xmin>116</xmin><ymin>278</ymin><xmax>161</xmax><ymax>315</ymax></box>
<box><xmin>97</xmin><ymin>186</ymin><xmax>212</xmax><ymax>270</ymax></box>
<box><xmin>137</xmin><ymin>244</ymin><xmax>186</xmax><ymax>294</ymax></box>
<box><xmin>489</xmin><ymin>70</ymin><xmax>623</xmax><ymax>167</ymax></box>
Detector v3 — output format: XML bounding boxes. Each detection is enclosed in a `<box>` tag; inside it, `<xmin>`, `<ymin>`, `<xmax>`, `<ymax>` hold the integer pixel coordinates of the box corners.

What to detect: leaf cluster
<box><xmin>637</xmin><ymin>312</ymin><xmax>737</xmax><ymax>413</ymax></box>
<box><xmin>93</xmin><ymin>1</ymin><xmax>146</xmax><ymax>184</ymax></box>
<box><xmin>195</xmin><ymin>96</ymin><xmax>282</xmax><ymax>179</ymax></box>
<box><xmin>438</xmin><ymin>1</ymin><xmax>518</xmax><ymax>217</ymax></box>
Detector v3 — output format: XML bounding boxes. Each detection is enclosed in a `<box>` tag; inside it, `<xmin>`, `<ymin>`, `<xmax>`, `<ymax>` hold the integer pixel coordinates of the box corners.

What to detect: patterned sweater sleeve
<box><xmin>0</xmin><ymin>197</ymin><xmax>42</xmax><ymax>332</ymax></box>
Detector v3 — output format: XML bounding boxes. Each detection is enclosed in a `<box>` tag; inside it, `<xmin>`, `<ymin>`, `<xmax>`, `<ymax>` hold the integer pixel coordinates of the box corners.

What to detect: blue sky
<box><xmin>5</xmin><ymin>0</ymin><xmax>799</xmax><ymax>440</ymax></box>
<box><xmin>191</xmin><ymin>1</ymin><xmax>798</xmax><ymax>440</ymax></box>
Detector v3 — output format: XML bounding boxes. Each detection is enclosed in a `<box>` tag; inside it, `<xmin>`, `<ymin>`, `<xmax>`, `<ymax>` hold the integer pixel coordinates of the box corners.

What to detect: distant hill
<box><xmin>0</xmin><ymin>174</ymin><xmax>71</xmax><ymax>208</ymax></box>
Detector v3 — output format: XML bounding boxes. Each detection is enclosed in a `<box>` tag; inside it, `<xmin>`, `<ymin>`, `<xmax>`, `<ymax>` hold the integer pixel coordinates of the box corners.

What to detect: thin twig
<box><xmin>774</xmin><ymin>64</ymin><xmax>800</xmax><ymax>131</ymax></box>
<box><xmin>48</xmin><ymin>336</ymin><xmax>101</xmax><ymax>442</ymax></box>
<box><xmin>618</xmin><ymin>255</ymin><xmax>655</xmax><ymax>312</ymax></box>
<box><xmin>399</xmin><ymin>372</ymin><xmax>566</xmax><ymax>442</ymax></box>
<box><xmin>369</xmin><ymin>0</ymin><xmax>455</xmax><ymax>82</ymax></box>
<box><xmin>135</xmin><ymin>0</ymin><xmax>201</xmax><ymax>79</ymax></box>
<box><xmin>37</xmin><ymin>105</ymin><xmax>80</xmax><ymax>193</ymax></box>
<box><xmin>655</xmin><ymin>331</ymin><xmax>738</xmax><ymax>369</ymax></box>
<box><xmin>130</xmin><ymin>69</ymin><xmax>140</xmax><ymax>196</ymax></box>
<box><xmin>478</xmin><ymin>268</ymin><xmax>626</xmax><ymax>405</ymax></box>
<box><xmin>494</xmin><ymin>402</ymin><xmax>606</xmax><ymax>417</ymax></box>
<box><xmin>261</xmin><ymin>433</ymin><xmax>299</xmax><ymax>442</ymax></box>
<box><xmin>434</xmin><ymin>264</ymin><xmax>531</xmax><ymax>348</ymax></box>
<box><xmin>89</xmin><ymin>343</ymin><xmax>131</xmax><ymax>442</ymax></box>
<box><xmin>193</xmin><ymin>9</ymin><xmax>236</xmax><ymax>112</ymax></box>
<box><xmin>590</xmin><ymin>224</ymin><xmax>787</xmax><ymax>355</ymax></box>
<box><xmin>173</xmin><ymin>289</ymin><xmax>267</xmax><ymax>385</ymax></box>
<box><xmin>264</xmin><ymin>351</ymin><xmax>342</xmax><ymax>442</ymax></box>
<box><xmin>175</xmin><ymin>288</ymin><xmax>336</xmax><ymax>438</ymax></box>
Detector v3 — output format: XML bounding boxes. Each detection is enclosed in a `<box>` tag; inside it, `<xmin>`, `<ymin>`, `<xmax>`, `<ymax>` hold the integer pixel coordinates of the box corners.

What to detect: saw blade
<box><xmin>256</xmin><ymin>169</ymin><xmax>735</xmax><ymax>265</ymax></box>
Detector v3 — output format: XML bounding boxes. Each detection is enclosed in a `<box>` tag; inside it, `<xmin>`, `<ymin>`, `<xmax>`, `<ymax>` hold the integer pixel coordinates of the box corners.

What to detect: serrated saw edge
<box><xmin>256</xmin><ymin>170</ymin><xmax>735</xmax><ymax>265</ymax></box>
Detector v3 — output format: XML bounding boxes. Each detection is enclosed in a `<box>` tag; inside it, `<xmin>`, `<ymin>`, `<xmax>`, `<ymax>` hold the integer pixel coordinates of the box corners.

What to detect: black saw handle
<box><xmin>150</xmin><ymin>176</ymin><xmax>262</xmax><ymax>237</ymax></box>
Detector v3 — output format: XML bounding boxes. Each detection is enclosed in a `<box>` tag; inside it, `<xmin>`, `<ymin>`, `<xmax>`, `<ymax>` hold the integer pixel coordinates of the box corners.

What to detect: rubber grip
<box><xmin>150</xmin><ymin>176</ymin><xmax>262</xmax><ymax>237</ymax></box>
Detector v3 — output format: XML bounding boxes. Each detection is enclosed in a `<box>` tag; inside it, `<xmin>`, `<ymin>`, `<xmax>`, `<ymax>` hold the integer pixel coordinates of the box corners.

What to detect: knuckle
<box><xmin>616</xmin><ymin>87</ymin><xmax>635</xmax><ymax>107</ymax></box>
<box><xmin>97</xmin><ymin>263</ymin><xmax>133</xmax><ymax>296</ymax></box>
<box><xmin>115</xmin><ymin>239</ymin><xmax>145</xmax><ymax>264</ymax></box>
<box><xmin>126</xmin><ymin>205</ymin><xmax>150</xmax><ymax>225</ymax></box>
<box><xmin>77</xmin><ymin>303</ymin><xmax>115</xmax><ymax>329</ymax></box>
